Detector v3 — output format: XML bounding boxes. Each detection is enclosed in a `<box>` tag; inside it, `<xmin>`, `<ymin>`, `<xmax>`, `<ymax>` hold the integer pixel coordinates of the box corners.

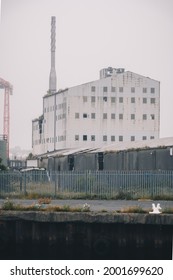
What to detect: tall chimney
<box><xmin>49</xmin><ymin>16</ymin><xmax>57</xmax><ymax>93</ymax></box>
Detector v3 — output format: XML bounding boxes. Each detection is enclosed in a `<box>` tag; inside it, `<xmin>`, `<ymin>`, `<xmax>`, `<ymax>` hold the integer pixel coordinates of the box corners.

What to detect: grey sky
<box><xmin>0</xmin><ymin>0</ymin><xmax>173</xmax><ymax>150</ymax></box>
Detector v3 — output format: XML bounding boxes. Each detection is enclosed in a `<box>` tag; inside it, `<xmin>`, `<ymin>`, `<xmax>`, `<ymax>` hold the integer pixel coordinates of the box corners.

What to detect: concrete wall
<box><xmin>0</xmin><ymin>212</ymin><xmax>172</xmax><ymax>260</ymax></box>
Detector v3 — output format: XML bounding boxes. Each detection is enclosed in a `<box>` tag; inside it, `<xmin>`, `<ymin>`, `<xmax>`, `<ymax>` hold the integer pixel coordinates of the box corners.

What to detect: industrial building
<box><xmin>32</xmin><ymin>17</ymin><xmax>160</xmax><ymax>157</ymax></box>
<box><xmin>37</xmin><ymin>136</ymin><xmax>173</xmax><ymax>172</ymax></box>
<box><xmin>0</xmin><ymin>135</ymin><xmax>7</xmax><ymax>167</ymax></box>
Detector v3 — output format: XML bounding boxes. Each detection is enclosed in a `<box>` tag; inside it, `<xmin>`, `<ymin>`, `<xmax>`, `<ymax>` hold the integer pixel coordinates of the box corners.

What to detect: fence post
<box><xmin>54</xmin><ymin>171</ymin><xmax>57</xmax><ymax>197</ymax></box>
<box><xmin>19</xmin><ymin>173</ymin><xmax>22</xmax><ymax>193</ymax></box>
<box><xmin>86</xmin><ymin>170</ymin><xmax>88</xmax><ymax>197</ymax></box>
<box><xmin>23</xmin><ymin>172</ymin><xmax>27</xmax><ymax>196</ymax></box>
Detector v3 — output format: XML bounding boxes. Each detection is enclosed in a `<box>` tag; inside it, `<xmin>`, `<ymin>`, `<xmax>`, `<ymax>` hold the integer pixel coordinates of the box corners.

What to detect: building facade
<box><xmin>32</xmin><ymin>67</ymin><xmax>160</xmax><ymax>156</ymax></box>
<box><xmin>0</xmin><ymin>135</ymin><xmax>7</xmax><ymax>166</ymax></box>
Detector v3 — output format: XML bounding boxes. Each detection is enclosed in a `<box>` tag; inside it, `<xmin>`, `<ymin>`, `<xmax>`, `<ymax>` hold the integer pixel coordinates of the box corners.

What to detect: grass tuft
<box><xmin>120</xmin><ymin>206</ymin><xmax>148</xmax><ymax>213</ymax></box>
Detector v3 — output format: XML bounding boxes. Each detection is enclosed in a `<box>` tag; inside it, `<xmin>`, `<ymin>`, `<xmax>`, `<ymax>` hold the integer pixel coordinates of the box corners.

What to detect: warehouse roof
<box><xmin>38</xmin><ymin>137</ymin><xmax>173</xmax><ymax>158</ymax></box>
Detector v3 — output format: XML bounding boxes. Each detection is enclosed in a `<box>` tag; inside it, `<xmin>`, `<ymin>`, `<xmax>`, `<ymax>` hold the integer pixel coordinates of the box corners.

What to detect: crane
<box><xmin>0</xmin><ymin>77</ymin><xmax>13</xmax><ymax>159</ymax></box>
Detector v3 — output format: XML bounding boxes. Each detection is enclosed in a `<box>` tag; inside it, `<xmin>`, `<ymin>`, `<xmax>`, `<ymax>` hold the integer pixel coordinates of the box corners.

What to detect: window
<box><xmin>142</xmin><ymin>136</ymin><xmax>147</xmax><ymax>140</ymax></box>
<box><xmin>111</xmin><ymin>113</ymin><xmax>115</xmax><ymax>119</ymax></box>
<box><xmin>143</xmin><ymin>88</ymin><xmax>147</xmax><ymax>93</ymax></box>
<box><xmin>151</xmin><ymin>88</ymin><xmax>155</xmax><ymax>93</ymax></box>
<box><xmin>111</xmin><ymin>136</ymin><xmax>115</xmax><ymax>142</ymax></box>
<box><xmin>83</xmin><ymin>96</ymin><xmax>87</xmax><ymax>102</ymax></box>
<box><xmin>119</xmin><ymin>135</ymin><xmax>123</xmax><ymax>141</ymax></box>
<box><xmin>103</xmin><ymin>86</ymin><xmax>108</xmax><ymax>93</ymax></box>
<box><xmin>150</xmin><ymin>114</ymin><xmax>155</xmax><ymax>120</ymax></box>
<box><xmin>151</xmin><ymin>98</ymin><xmax>155</xmax><ymax>104</ymax></box>
<box><xmin>83</xmin><ymin>135</ymin><xmax>87</xmax><ymax>141</ymax></box>
<box><xmin>103</xmin><ymin>135</ymin><xmax>107</xmax><ymax>141</ymax></box>
<box><xmin>75</xmin><ymin>135</ymin><xmax>79</xmax><ymax>141</ymax></box>
<box><xmin>131</xmin><ymin>114</ymin><xmax>135</xmax><ymax>120</ymax></box>
<box><xmin>119</xmin><ymin>114</ymin><xmax>123</xmax><ymax>120</ymax></box>
<box><xmin>91</xmin><ymin>96</ymin><xmax>95</xmax><ymax>102</ymax></box>
<box><xmin>83</xmin><ymin>113</ymin><xmax>87</xmax><ymax>118</ymax></box>
<box><xmin>111</xmin><ymin>86</ymin><xmax>116</xmax><ymax>92</ymax></box>
<box><xmin>131</xmin><ymin>97</ymin><xmax>135</xmax><ymax>103</ymax></box>
<box><xmin>119</xmin><ymin>87</ymin><xmax>123</xmax><ymax>93</ymax></box>
<box><xmin>91</xmin><ymin>86</ymin><xmax>96</xmax><ymax>92</ymax></box>
<box><xmin>119</xmin><ymin>97</ymin><xmax>123</xmax><ymax>103</ymax></box>
<box><xmin>75</xmin><ymin>113</ymin><xmax>79</xmax><ymax>119</ymax></box>
<box><xmin>131</xmin><ymin>87</ymin><xmax>135</xmax><ymax>93</ymax></box>
<box><xmin>143</xmin><ymin>114</ymin><xmax>147</xmax><ymax>120</ymax></box>
<box><xmin>103</xmin><ymin>113</ymin><xmax>107</xmax><ymax>119</ymax></box>
<box><xmin>143</xmin><ymin>98</ymin><xmax>147</xmax><ymax>104</ymax></box>
<box><xmin>150</xmin><ymin>136</ymin><xmax>155</xmax><ymax>139</ymax></box>
<box><xmin>131</xmin><ymin>136</ymin><xmax>135</xmax><ymax>141</ymax></box>
<box><xmin>111</xmin><ymin>97</ymin><xmax>116</xmax><ymax>103</ymax></box>
<box><xmin>91</xmin><ymin>113</ymin><xmax>95</xmax><ymax>119</ymax></box>
<box><xmin>91</xmin><ymin>135</ymin><xmax>95</xmax><ymax>141</ymax></box>
<box><xmin>103</xmin><ymin>96</ymin><xmax>107</xmax><ymax>101</ymax></box>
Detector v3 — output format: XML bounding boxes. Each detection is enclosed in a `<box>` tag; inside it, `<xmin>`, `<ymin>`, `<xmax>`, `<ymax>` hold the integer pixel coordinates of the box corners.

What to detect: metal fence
<box><xmin>0</xmin><ymin>170</ymin><xmax>173</xmax><ymax>199</ymax></box>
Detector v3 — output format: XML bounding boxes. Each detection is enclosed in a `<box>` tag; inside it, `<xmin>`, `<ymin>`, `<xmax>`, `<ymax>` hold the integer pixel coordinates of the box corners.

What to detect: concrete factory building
<box><xmin>32</xmin><ymin>18</ymin><xmax>160</xmax><ymax>156</ymax></box>
<box><xmin>32</xmin><ymin>67</ymin><xmax>160</xmax><ymax>156</ymax></box>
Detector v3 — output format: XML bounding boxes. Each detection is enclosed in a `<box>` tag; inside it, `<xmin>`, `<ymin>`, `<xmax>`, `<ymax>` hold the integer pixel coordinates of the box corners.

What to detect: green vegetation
<box><xmin>119</xmin><ymin>206</ymin><xmax>148</xmax><ymax>213</ymax></box>
<box><xmin>1</xmin><ymin>200</ymin><xmax>90</xmax><ymax>212</ymax></box>
<box><xmin>1</xmin><ymin>200</ymin><xmax>173</xmax><ymax>214</ymax></box>
<box><xmin>0</xmin><ymin>157</ymin><xmax>7</xmax><ymax>171</ymax></box>
<box><xmin>162</xmin><ymin>207</ymin><xmax>173</xmax><ymax>214</ymax></box>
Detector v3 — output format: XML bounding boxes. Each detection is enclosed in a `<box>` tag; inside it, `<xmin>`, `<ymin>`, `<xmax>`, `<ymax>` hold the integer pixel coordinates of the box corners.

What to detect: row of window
<box><xmin>35</xmin><ymin>112</ymin><xmax>156</xmax><ymax>131</ymax></box>
<box><xmin>44</xmin><ymin>102</ymin><xmax>66</xmax><ymax>113</ymax></box>
<box><xmin>34</xmin><ymin>111</ymin><xmax>156</xmax><ymax>132</ymax></box>
<box><xmin>91</xmin><ymin>86</ymin><xmax>155</xmax><ymax>94</ymax></box>
<box><xmin>42</xmin><ymin>97</ymin><xmax>156</xmax><ymax>115</ymax></box>
<box><xmin>43</xmin><ymin>96</ymin><xmax>156</xmax><ymax>114</ymax></box>
<box><xmin>33</xmin><ymin>135</ymin><xmax>155</xmax><ymax>146</ymax></box>
<box><xmin>34</xmin><ymin>135</ymin><xmax>67</xmax><ymax>145</ymax></box>
<box><xmin>75</xmin><ymin>135</ymin><xmax>155</xmax><ymax>142</ymax></box>
<box><xmin>85</xmin><ymin>96</ymin><xmax>156</xmax><ymax>103</ymax></box>
<box><xmin>75</xmin><ymin>113</ymin><xmax>156</xmax><ymax>120</ymax></box>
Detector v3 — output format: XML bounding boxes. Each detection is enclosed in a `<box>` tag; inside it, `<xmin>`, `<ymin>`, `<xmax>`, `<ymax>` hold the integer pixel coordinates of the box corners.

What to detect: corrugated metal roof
<box><xmin>93</xmin><ymin>137</ymin><xmax>173</xmax><ymax>153</ymax></box>
<box><xmin>38</xmin><ymin>137</ymin><xmax>173</xmax><ymax>158</ymax></box>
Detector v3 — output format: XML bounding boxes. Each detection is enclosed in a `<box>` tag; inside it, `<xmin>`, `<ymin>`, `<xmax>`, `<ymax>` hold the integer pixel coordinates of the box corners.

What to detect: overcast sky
<box><xmin>0</xmin><ymin>0</ymin><xmax>173</xmax><ymax>150</ymax></box>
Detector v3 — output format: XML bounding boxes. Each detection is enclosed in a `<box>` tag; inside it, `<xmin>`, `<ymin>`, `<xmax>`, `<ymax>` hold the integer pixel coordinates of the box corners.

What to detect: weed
<box><xmin>120</xmin><ymin>206</ymin><xmax>148</xmax><ymax>213</ymax></box>
<box><xmin>100</xmin><ymin>209</ymin><xmax>108</xmax><ymax>213</ymax></box>
<box><xmin>38</xmin><ymin>197</ymin><xmax>52</xmax><ymax>205</ymax></box>
<box><xmin>82</xmin><ymin>203</ymin><xmax>90</xmax><ymax>211</ymax></box>
<box><xmin>2</xmin><ymin>200</ymin><xmax>15</xmax><ymax>210</ymax></box>
<box><xmin>115</xmin><ymin>191</ymin><xmax>133</xmax><ymax>200</ymax></box>
<box><xmin>162</xmin><ymin>207</ymin><xmax>173</xmax><ymax>214</ymax></box>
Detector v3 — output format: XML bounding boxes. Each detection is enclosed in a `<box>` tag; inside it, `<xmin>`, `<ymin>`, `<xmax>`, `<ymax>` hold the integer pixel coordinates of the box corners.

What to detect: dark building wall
<box><xmin>74</xmin><ymin>154</ymin><xmax>97</xmax><ymax>170</ymax></box>
<box><xmin>46</xmin><ymin>157</ymin><xmax>70</xmax><ymax>172</ymax></box>
<box><xmin>156</xmin><ymin>148</ymin><xmax>173</xmax><ymax>170</ymax></box>
<box><xmin>104</xmin><ymin>148</ymin><xmax>173</xmax><ymax>171</ymax></box>
<box><xmin>39</xmin><ymin>147</ymin><xmax>173</xmax><ymax>172</ymax></box>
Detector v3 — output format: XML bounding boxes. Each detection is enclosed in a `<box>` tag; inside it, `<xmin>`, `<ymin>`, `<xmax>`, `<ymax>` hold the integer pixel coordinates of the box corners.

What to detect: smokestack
<box><xmin>49</xmin><ymin>16</ymin><xmax>57</xmax><ymax>93</ymax></box>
